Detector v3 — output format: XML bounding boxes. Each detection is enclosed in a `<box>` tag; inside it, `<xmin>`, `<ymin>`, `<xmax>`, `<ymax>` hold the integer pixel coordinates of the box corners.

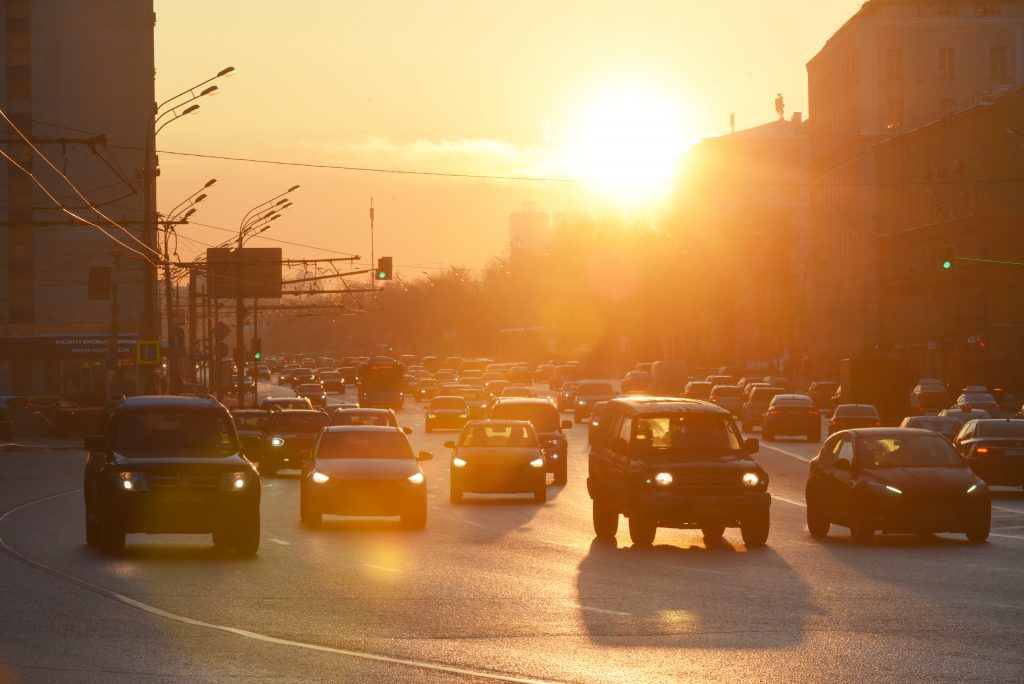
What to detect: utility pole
<box><xmin>369</xmin><ymin>197</ymin><xmax>375</xmax><ymax>290</ymax></box>
<box><xmin>161</xmin><ymin>223</ymin><xmax>181</xmax><ymax>393</ymax></box>
<box><xmin>188</xmin><ymin>268</ymin><xmax>197</xmax><ymax>383</ymax></box>
<box><xmin>108</xmin><ymin>248</ymin><xmax>122</xmax><ymax>398</ymax></box>
<box><xmin>235</xmin><ymin>235</ymin><xmax>245</xmax><ymax>408</ymax></box>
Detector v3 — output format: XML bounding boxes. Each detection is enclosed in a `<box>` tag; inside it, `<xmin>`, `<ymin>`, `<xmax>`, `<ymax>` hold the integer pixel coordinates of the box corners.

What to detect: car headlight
<box><xmin>452</xmin><ymin>457</ymin><xmax>467</xmax><ymax>468</ymax></box>
<box><xmin>654</xmin><ymin>472</ymin><xmax>673</xmax><ymax>486</ymax></box>
<box><xmin>459</xmin><ymin>413</ymin><xmax>468</xmax><ymax>418</ymax></box>
<box><xmin>529</xmin><ymin>457</ymin><xmax>545</xmax><ymax>468</ymax></box>
<box><xmin>407</xmin><ymin>472</ymin><xmax>425</xmax><ymax>484</ymax></box>
<box><xmin>227</xmin><ymin>471</ymin><xmax>249</xmax><ymax>491</ymax></box>
<box><xmin>742</xmin><ymin>472</ymin><xmax>761</xmax><ymax>488</ymax></box>
<box><xmin>427</xmin><ymin>413</ymin><xmax>437</xmax><ymax>419</ymax></box>
<box><xmin>311</xmin><ymin>471</ymin><xmax>330</xmax><ymax>484</ymax></box>
<box><xmin>117</xmin><ymin>471</ymin><xmax>148</xmax><ymax>492</ymax></box>
<box><xmin>270</xmin><ymin>436</ymin><xmax>285</xmax><ymax>447</ymax></box>
<box><xmin>578</xmin><ymin>400</ymin><xmax>587</xmax><ymax>406</ymax></box>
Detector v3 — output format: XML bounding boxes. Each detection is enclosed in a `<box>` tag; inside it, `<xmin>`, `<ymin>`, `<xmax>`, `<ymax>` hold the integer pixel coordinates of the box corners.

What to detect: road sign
<box><xmin>207</xmin><ymin>247</ymin><xmax>283</xmax><ymax>299</ymax></box>
<box><xmin>136</xmin><ymin>340</ymin><xmax>161</xmax><ymax>365</ymax></box>
<box><xmin>215</xmin><ymin>342</ymin><xmax>230</xmax><ymax>359</ymax></box>
<box><xmin>214</xmin><ymin>321</ymin><xmax>231</xmax><ymax>341</ymax></box>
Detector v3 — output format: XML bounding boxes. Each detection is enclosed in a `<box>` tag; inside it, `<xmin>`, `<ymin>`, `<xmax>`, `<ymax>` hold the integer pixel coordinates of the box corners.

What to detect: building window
<box><xmin>974</xmin><ymin>3</ymin><xmax>1001</xmax><ymax>15</ymax></box>
<box><xmin>885</xmin><ymin>48</ymin><xmax>904</xmax><ymax>79</ymax></box>
<box><xmin>938</xmin><ymin>48</ymin><xmax>957</xmax><ymax>79</ymax></box>
<box><xmin>886</xmin><ymin>98</ymin><xmax>905</xmax><ymax>131</ymax></box>
<box><xmin>990</xmin><ymin>46</ymin><xmax>1008</xmax><ymax>78</ymax></box>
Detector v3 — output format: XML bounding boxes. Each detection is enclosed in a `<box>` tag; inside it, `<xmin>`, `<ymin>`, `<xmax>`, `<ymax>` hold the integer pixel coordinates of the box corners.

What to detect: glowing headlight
<box><xmin>407</xmin><ymin>472</ymin><xmax>425</xmax><ymax>484</ymax></box>
<box><xmin>578</xmin><ymin>400</ymin><xmax>587</xmax><ymax>406</ymax></box>
<box><xmin>452</xmin><ymin>457</ymin><xmax>467</xmax><ymax>468</ymax></box>
<box><xmin>967</xmin><ymin>483</ymin><xmax>982</xmax><ymax>495</ymax></box>
<box><xmin>228</xmin><ymin>471</ymin><xmax>248</xmax><ymax>491</ymax></box>
<box><xmin>742</xmin><ymin>472</ymin><xmax>761</xmax><ymax>488</ymax></box>
<box><xmin>459</xmin><ymin>413</ymin><xmax>468</xmax><ymax>418</ymax></box>
<box><xmin>427</xmin><ymin>413</ymin><xmax>437</xmax><ymax>419</ymax></box>
<box><xmin>270</xmin><ymin>436</ymin><xmax>285</xmax><ymax>447</ymax></box>
<box><xmin>529</xmin><ymin>457</ymin><xmax>545</xmax><ymax>468</ymax></box>
<box><xmin>311</xmin><ymin>471</ymin><xmax>330</xmax><ymax>484</ymax></box>
<box><xmin>118</xmin><ymin>471</ymin><xmax>148</xmax><ymax>492</ymax></box>
<box><xmin>654</xmin><ymin>472</ymin><xmax>673</xmax><ymax>486</ymax></box>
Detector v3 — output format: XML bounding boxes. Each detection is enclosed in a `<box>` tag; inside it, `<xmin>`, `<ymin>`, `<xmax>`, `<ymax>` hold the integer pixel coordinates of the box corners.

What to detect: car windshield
<box><xmin>320</xmin><ymin>373</ymin><xmax>340</xmax><ymax>380</ymax></box>
<box><xmin>491</xmin><ymin>404</ymin><xmax>560</xmax><ymax>432</ymax></box>
<box><xmin>963</xmin><ymin>393</ymin><xmax>996</xmax><ymax>403</ymax></box>
<box><xmin>634</xmin><ymin>414</ymin><xmax>743</xmax><ymax>458</ymax></box>
<box><xmin>332</xmin><ymin>412</ymin><xmax>394</xmax><ymax>427</ymax></box>
<box><xmin>299</xmin><ymin>384</ymin><xmax>322</xmax><ymax>393</ymax></box>
<box><xmin>317</xmin><ymin>431</ymin><xmax>413</xmax><ymax>459</ymax></box>
<box><xmin>274</xmin><ymin>413</ymin><xmax>329</xmax><ymax>433</ymax></box>
<box><xmin>578</xmin><ymin>383</ymin><xmax>614</xmax><ymax>396</ymax></box>
<box><xmin>459</xmin><ymin>389</ymin><xmax>485</xmax><ymax>401</ymax></box>
<box><xmin>837</xmin><ymin>406</ymin><xmax>878</xmax><ymax>417</ymax></box>
<box><xmin>112</xmin><ymin>408</ymin><xmax>238</xmax><ymax>452</ymax></box>
<box><xmin>432</xmin><ymin>397</ymin><xmax>467</xmax><ymax>409</ymax></box>
<box><xmin>750</xmin><ymin>388</ymin><xmax>782</xmax><ymax>401</ymax></box>
<box><xmin>976</xmin><ymin>421</ymin><xmax>1024</xmax><ymax>438</ymax></box>
<box><xmin>858</xmin><ymin>435</ymin><xmax>964</xmax><ymax>468</ymax></box>
<box><xmin>459</xmin><ymin>424</ymin><xmax>537</xmax><ymax>447</ymax></box>
<box><xmin>233</xmin><ymin>413</ymin><xmax>266</xmax><ymax>430</ymax></box>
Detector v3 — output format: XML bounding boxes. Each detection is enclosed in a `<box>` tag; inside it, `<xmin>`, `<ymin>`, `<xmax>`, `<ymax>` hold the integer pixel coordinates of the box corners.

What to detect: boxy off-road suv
<box><xmin>83</xmin><ymin>396</ymin><xmax>261</xmax><ymax>555</ymax></box>
<box><xmin>587</xmin><ymin>397</ymin><xmax>770</xmax><ymax>548</ymax></box>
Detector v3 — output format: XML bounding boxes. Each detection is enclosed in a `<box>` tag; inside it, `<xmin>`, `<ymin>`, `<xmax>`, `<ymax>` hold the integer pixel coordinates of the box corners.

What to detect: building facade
<box><xmin>805</xmin><ymin>0</ymin><xmax>1024</xmax><ymax>372</ymax></box>
<box><xmin>876</xmin><ymin>85</ymin><xmax>1024</xmax><ymax>388</ymax></box>
<box><xmin>0</xmin><ymin>0</ymin><xmax>154</xmax><ymax>399</ymax></box>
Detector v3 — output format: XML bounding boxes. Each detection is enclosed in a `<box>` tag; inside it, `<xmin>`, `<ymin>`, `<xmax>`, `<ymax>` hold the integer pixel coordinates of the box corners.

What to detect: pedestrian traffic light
<box><xmin>376</xmin><ymin>256</ymin><xmax>393</xmax><ymax>280</ymax></box>
<box><xmin>941</xmin><ymin>247</ymin><xmax>955</xmax><ymax>270</ymax></box>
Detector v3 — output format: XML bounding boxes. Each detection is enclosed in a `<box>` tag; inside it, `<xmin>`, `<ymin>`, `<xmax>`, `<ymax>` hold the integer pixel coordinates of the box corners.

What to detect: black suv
<box><xmin>587</xmin><ymin>397</ymin><xmax>770</xmax><ymax>548</ymax></box>
<box><xmin>83</xmin><ymin>396</ymin><xmax>260</xmax><ymax>555</ymax></box>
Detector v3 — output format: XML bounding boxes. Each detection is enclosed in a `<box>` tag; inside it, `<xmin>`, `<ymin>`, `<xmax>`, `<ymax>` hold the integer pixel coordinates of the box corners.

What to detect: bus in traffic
<box><xmin>358</xmin><ymin>357</ymin><xmax>405</xmax><ymax>410</ymax></box>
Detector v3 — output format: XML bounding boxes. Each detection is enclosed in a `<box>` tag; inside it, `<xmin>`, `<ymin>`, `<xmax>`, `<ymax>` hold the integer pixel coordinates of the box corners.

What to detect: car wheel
<box><xmin>740</xmin><ymin>510</ymin><xmax>770</xmax><ymax>548</ymax></box>
<box><xmin>97</xmin><ymin>513</ymin><xmax>125</xmax><ymax>554</ymax></box>
<box><xmin>806</xmin><ymin>500</ymin><xmax>830</xmax><ymax>539</ymax></box>
<box><xmin>628</xmin><ymin>513</ymin><xmax>657</xmax><ymax>547</ymax></box>
<box><xmin>701</xmin><ymin>524</ymin><xmax>726</xmax><ymax>541</ymax></box>
<box><xmin>553</xmin><ymin>459</ymin><xmax>568</xmax><ymax>486</ymax></box>
<box><xmin>85</xmin><ymin>508</ymin><xmax>98</xmax><ymax>547</ymax></box>
<box><xmin>592</xmin><ymin>498</ymin><xmax>618</xmax><ymax>539</ymax></box>
<box><xmin>231</xmin><ymin>516</ymin><xmax>261</xmax><ymax>556</ymax></box>
<box><xmin>401</xmin><ymin>500</ymin><xmax>428</xmax><ymax>529</ymax></box>
<box><xmin>534</xmin><ymin>482</ymin><xmax>547</xmax><ymax>504</ymax></box>
<box><xmin>450</xmin><ymin>482</ymin><xmax>463</xmax><ymax>504</ymax></box>
<box><xmin>965</xmin><ymin>515</ymin><xmax>990</xmax><ymax>544</ymax></box>
<box><xmin>300</xmin><ymin>490</ymin><xmax>322</xmax><ymax>529</ymax></box>
<box><xmin>849</xmin><ymin>516</ymin><xmax>874</xmax><ymax>544</ymax></box>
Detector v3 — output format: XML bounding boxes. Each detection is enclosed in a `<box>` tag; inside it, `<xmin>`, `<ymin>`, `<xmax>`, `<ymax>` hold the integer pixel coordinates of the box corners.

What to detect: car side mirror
<box><xmin>561</xmin><ymin>420</ymin><xmax>573</xmax><ymax>430</ymax></box>
<box><xmin>418</xmin><ymin>451</ymin><xmax>433</xmax><ymax>462</ymax></box>
<box><xmin>744</xmin><ymin>437</ymin><xmax>759</xmax><ymax>453</ymax></box>
<box><xmin>611</xmin><ymin>437</ymin><xmax>629</xmax><ymax>454</ymax></box>
<box><xmin>84</xmin><ymin>435</ymin><xmax>107</xmax><ymax>452</ymax></box>
<box><xmin>402</xmin><ymin>426</ymin><xmax>412</xmax><ymax>435</ymax></box>
<box><xmin>443</xmin><ymin>440</ymin><xmax>456</xmax><ymax>449</ymax></box>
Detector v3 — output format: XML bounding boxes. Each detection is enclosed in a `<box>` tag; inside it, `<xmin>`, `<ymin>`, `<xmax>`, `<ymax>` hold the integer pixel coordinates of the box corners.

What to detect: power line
<box><xmin>183</xmin><ymin>220</ymin><xmax>359</xmax><ymax>256</ymax></box>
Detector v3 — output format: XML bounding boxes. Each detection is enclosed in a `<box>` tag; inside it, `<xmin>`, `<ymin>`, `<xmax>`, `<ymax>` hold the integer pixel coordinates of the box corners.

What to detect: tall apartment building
<box><xmin>0</xmin><ymin>1</ymin><xmax>154</xmax><ymax>398</ymax></box>
<box><xmin>677</xmin><ymin>114</ymin><xmax>810</xmax><ymax>367</ymax></box>
<box><xmin>804</xmin><ymin>0</ymin><xmax>1024</xmax><ymax>372</ymax></box>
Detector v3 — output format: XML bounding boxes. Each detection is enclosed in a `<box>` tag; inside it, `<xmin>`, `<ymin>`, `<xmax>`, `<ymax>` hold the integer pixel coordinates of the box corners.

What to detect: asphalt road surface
<box><xmin>1</xmin><ymin>384</ymin><xmax>1023</xmax><ymax>682</ymax></box>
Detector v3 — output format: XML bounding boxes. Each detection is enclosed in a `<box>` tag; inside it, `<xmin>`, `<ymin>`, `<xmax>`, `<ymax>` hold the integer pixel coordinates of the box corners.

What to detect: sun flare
<box><xmin>566</xmin><ymin>85</ymin><xmax>689</xmax><ymax>207</ymax></box>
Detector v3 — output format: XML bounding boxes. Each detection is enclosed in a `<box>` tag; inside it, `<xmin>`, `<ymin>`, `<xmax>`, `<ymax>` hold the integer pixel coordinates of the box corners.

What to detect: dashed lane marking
<box><xmin>362</xmin><ymin>563</ymin><xmax>400</xmax><ymax>573</ymax></box>
<box><xmin>269</xmin><ymin>538</ymin><xmax>291</xmax><ymax>546</ymax></box>
<box><xmin>0</xmin><ymin>490</ymin><xmax>551</xmax><ymax>684</ymax></box>
<box><xmin>578</xmin><ymin>605</ymin><xmax>630</xmax><ymax>617</ymax></box>
<box><xmin>761</xmin><ymin>443</ymin><xmax>811</xmax><ymax>462</ymax></box>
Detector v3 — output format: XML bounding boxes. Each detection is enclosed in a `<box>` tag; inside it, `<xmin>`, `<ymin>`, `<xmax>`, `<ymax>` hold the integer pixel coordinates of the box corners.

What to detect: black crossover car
<box><xmin>83</xmin><ymin>396</ymin><xmax>261</xmax><ymax>555</ymax></box>
<box><xmin>805</xmin><ymin>428</ymin><xmax>990</xmax><ymax>543</ymax></box>
<box><xmin>587</xmin><ymin>397</ymin><xmax>770</xmax><ymax>548</ymax></box>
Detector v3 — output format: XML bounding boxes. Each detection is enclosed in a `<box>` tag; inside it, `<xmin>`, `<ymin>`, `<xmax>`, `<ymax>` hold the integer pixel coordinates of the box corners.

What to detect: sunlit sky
<box><xmin>154</xmin><ymin>0</ymin><xmax>862</xmax><ymax>277</ymax></box>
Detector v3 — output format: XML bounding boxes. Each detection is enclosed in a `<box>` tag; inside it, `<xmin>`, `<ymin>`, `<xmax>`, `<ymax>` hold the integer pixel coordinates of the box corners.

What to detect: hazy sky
<box><xmin>154</xmin><ymin>0</ymin><xmax>862</xmax><ymax>277</ymax></box>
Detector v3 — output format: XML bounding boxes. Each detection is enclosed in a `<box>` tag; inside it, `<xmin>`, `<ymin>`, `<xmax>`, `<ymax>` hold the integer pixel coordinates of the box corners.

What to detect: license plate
<box><xmin>1006</xmin><ymin>449</ymin><xmax>1024</xmax><ymax>457</ymax></box>
<box><xmin>161</xmin><ymin>492</ymin><xmax>204</xmax><ymax>504</ymax></box>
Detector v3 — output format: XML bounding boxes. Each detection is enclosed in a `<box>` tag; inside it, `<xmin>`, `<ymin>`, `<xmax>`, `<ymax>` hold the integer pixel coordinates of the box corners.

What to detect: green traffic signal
<box><xmin>253</xmin><ymin>351</ymin><xmax>262</xmax><ymax>360</ymax></box>
<box><xmin>942</xmin><ymin>260</ymin><xmax>952</xmax><ymax>269</ymax></box>
<box><xmin>377</xmin><ymin>270</ymin><xmax>387</xmax><ymax>279</ymax></box>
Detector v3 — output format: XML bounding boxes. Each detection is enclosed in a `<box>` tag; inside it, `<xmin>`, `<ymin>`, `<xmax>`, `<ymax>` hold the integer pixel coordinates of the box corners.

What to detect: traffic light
<box><xmin>376</xmin><ymin>256</ymin><xmax>393</xmax><ymax>280</ymax></box>
<box><xmin>941</xmin><ymin>246</ymin><xmax>955</xmax><ymax>270</ymax></box>
<box><xmin>252</xmin><ymin>339</ymin><xmax>262</xmax><ymax>361</ymax></box>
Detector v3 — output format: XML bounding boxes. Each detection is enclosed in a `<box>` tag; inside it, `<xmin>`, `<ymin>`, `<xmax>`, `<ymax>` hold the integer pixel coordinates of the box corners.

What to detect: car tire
<box><xmin>553</xmin><ymin>459</ymin><xmax>568</xmax><ymax>486</ymax></box>
<box><xmin>628</xmin><ymin>513</ymin><xmax>657</xmax><ymax>547</ymax></box>
<box><xmin>701</xmin><ymin>524</ymin><xmax>726</xmax><ymax>541</ymax></box>
<box><xmin>231</xmin><ymin>516</ymin><xmax>260</xmax><ymax>556</ymax></box>
<box><xmin>592</xmin><ymin>498</ymin><xmax>618</xmax><ymax>539</ymax></box>
<box><xmin>965</xmin><ymin>515</ymin><xmax>990</xmax><ymax>544</ymax></box>
<box><xmin>533</xmin><ymin>483</ymin><xmax>547</xmax><ymax>504</ymax></box>
<box><xmin>401</xmin><ymin>501</ymin><xmax>428</xmax><ymax>529</ymax></box>
<box><xmin>806</xmin><ymin>501</ymin><xmax>830</xmax><ymax>539</ymax></box>
<box><xmin>300</xmin><ymin>491</ymin><xmax>322</xmax><ymax>529</ymax></box>
<box><xmin>740</xmin><ymin>510</ymin><xmax>770</xmax><ymax>548</ymax></box>
<box><xmin>85</xmin><ymin>508</ymin><xmax>98</xmax><ymax>547</ymax></box>
<box><xmin>97</xmin><ymin>513</ymin><xmax>125</xmax><ymax>554</ymax></box>
<box><xmin>450</xmin><ymin>482</ymin><xmax>463</xmax><ymax>504</ymax></box>
<box><xmin>849</xmin><ymin>516</ymin><xmax>874</xmax><ymax>544</ymax></box>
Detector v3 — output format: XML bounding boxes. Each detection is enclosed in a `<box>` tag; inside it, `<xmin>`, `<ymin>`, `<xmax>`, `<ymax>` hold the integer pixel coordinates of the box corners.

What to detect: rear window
<box><xmin>976</xmin><ymin>421</ymin><xmax>1024</xmax><ymax>438</ymax></box>
<box><xmin>963</xmin><ymin>393</ymin><xmax>996</xmax><ymax>404</ymax></box>
<box><xmin>232</xmin><ymin>413</ymin><xmax>267</xmax><ymax>430</ymax></box>
<box><xmin>317</xmin><ymin>431</ymin><xmax>412</xmax><ymax>459</ymax></box>
<box><xmin>578</xmin><ymin>383</ymin><xmax>615</xmax><ymax>395</ymax></box>
<box><xmin>299</xmin><ymin>384</ymin><xmax>323</xmax><ymax>393</ymax></box>
<box><xmin>491</xmin><ymin>403</ymin><xmax>559</xmax><ymax>432</ymax></box>
<box><xmin>836</xmin><ymin>405</ymin><xmax>878</xmax><ymax>418</ymax></box>
<box><xmin>274</xmin><ymin>413</ymin><xmax>330</xmax><ymax>433</ymax></box>
<box><xmin>432</xmin><ymin>397</ymin><xmax>467</xmax><ymax>409</ymax></box>
<box><xmin>750</xmin><ymin>388</ymin><xmax>782</xmax><ymax>401</ymax></box>
<box><xmin>904</xmin><ymin>417</ymin><xmax>960</xmax><ymax>433</ymax></box>
<box><xmin>331</xmin><ymin>411</ymin><xmax>395</xmax><ymax>427</ymax></box>
<box><xmin>459</xmin><ymin>424</ymin><xmax>537</xmax><ymax>447</ymax></box>
<box><xmin>459</xmin><ymin>389</ymin><xmax>485</xmax><ymax>401</ymax></box>
<box><xmin>771</xmin><ymin>396</ymin><xmax>814</xmax><ymax>407</ymax></box>
<box><xmin>711</xmin><ymin>386</ymin><xmax>741</xmax><ymax>397</ymax></box>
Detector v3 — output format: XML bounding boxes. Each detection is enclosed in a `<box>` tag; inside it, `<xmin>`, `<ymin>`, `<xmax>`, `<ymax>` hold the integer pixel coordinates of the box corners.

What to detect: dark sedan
<box><xmin>955</xmin><ymin>392</ymin><xmax>1000</xmax><ymax>416</ymax></box>
<box><xmin>899</xmin><ymin>415</ymin><xmax>962</xmax><ymax>442</ymax></box>
<box><xmin>805</xmin><ymin>428</ymin><xmax>990</xmax><ymax>543</ymax></box>
<box><xmin>300</xmin><ymin>426</ymin><xmax>430</xmax><ymax>529</ymax></box>
<box><xmin>953</xmin><ymin>418</ymin><xmax>1024</xmax><ymax>488</ymax></box>
<box><xmin>762</xmin><ymin>394</ymin><xmax>821</xmax><ymax>442</ymax></box>
<box><xmin>829</xmin><ymin>404</ymin><xmax>881</xmax><ymax>435</ymax></box>
<box><xmin>446</xmin><ymin>421</ymin><xmax>547</xmax><ymax>503</ymax></box>
<box><xmin>425</xmin><ymin>396</ymin><xmax>470</xmax><ymax>433</ymax></box>
<box><xmin>260</xmin><ymin>409</ymin><xmax>330</xmax><ymax>476</ymax></box>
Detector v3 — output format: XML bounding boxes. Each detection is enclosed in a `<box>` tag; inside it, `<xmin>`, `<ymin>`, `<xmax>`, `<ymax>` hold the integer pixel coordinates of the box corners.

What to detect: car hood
<box><xmin>313</xmin><ymin>458</ymin><xmax>420</xmax><ymax>480</ymax></box>
<box><xmin>865</xmin><ymin>466</ymin><xmax>974</xmax><ymax>493</ymax></box>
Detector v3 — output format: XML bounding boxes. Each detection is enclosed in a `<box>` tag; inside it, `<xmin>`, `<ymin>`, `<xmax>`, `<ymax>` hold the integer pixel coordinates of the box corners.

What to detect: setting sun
<box><xmin>566</xmin><ymin>85</ymin><xmax>689</xmax><ymax>206</ymax></box>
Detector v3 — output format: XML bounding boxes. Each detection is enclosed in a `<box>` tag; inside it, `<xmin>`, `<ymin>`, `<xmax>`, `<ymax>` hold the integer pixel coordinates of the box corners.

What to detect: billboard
<box><xmin>207</xmin><ymin>248</ymin><xmax>283</xmax><ymax>299</ymax></box>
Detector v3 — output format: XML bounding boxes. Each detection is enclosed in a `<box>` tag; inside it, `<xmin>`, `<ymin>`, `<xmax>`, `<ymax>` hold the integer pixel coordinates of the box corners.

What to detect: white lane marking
<box><xmin>989</xmin><ymin>532</ymin><xmax>1024</xmax><ymax>542</ymax></box>
<box><xmin>773</xmin><ymin>495</ymin><xmax>807</xmax><ymax>508</ymax></box>
<box><xmin>992</xmin><ymin>505</ymin><xmax>1024</xmax><ymax>516</ymax></box>
<box><xmin>269</xmin><ymin>538</ymin><xmax>291</xmax><ymax>546</ymax></box>
<box><xmin>578</xmin><ymin>605</ymin><xmax>630</xmax><ymax>617</ymax></box>
<box><xmin>0</xmin><ymin>490</ymin><xmax>550</xmax><ymax>684</ymax></box>
<box><xmin>362</xmin><ymin>563</ymin><xmax>400</xmax><ymax>573</ymax></box>
<box><xmin>762</xmin><ymin>443</ymin><xmax>810</xmax><ymax>462</ymax></box>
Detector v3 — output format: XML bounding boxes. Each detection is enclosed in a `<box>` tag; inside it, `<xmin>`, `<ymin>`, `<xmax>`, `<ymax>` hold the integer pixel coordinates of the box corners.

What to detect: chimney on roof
<box><xmin>792</xmin><ymin>112</ymin><xmax>803</xmax><ymax>124</ymax></box>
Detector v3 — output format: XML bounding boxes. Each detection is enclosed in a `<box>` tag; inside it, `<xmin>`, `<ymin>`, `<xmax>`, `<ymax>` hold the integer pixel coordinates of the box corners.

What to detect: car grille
<box><xmin>670</xmin><ymin>473</ymin><xmax>744</xmax><ymax>495</ymax></box>
<box><xmin>147</xmin><ymin>474</ymin><xmax>222</xmax><ymax>490</ymax></box>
